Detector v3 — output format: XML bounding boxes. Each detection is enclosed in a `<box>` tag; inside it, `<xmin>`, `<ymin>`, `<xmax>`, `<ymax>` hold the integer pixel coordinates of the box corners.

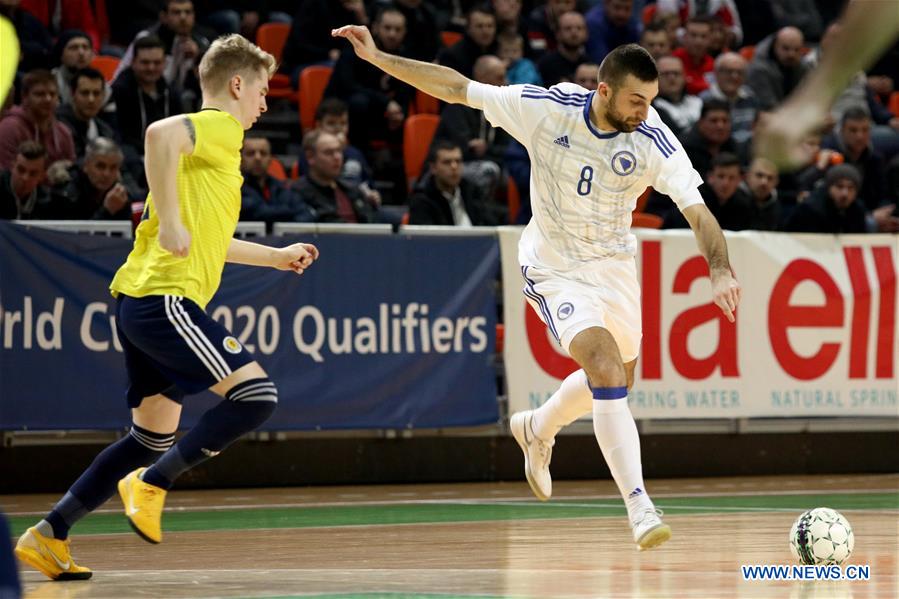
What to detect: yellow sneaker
<box><xmin>14</xmin><ymin>527</ymin><xmax>92</xmax><ymax>580</ymax></box>
<box><xmin>118</xmin><ymin>467</ymin><xmax>167</xmax><ymax>544</ymax></box>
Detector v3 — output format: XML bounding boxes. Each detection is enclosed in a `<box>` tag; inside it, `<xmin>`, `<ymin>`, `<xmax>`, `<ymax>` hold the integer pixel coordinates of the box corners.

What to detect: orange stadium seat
<box><xmin>403</xmin><ymin>114</ymin><xmax>440</xmax><ymax>190</ymax></box>
<box><xmin>631</xmin><ymin>211</ymin><xmax>663</xmax><ymax>229</ymax></box>
<box><xmin>440</xmin><ymin>31</ymin><xmax>462</xmax><ymax>47</ymax></box>
<box><xmin>507</xmin><ymin>176</ymin><xmax>521</xmax><ymax>224</ymax></box>
<box><xmin>90</xmin><ymin>55</ymin><xmax>119</xmax><ymax>82</ymax></box>
<box><xmin>256</xmin><ymin>22</ymin><xmax>296</xmax><ymax>101</ymax></box>
<box><xmin>267</xmin><ymin>157</ymin><xmax>287</xmax><ymax>181</ymax></box>
<box><xmin>889</xmin><ymin>92</ymin><xmax>899</xmax><ymax>118</ymax></box>
<box><xmin>412</xmin><ymin>89</ymin><xmax>440</xmax><ymax>115</ymax></box>
<box><xmin>256</xmin><ymin>22</ymin><xmax>290</xmax><ymax>61</ymax></box>
<box><xmin>635</xmin><ymin>187</ymin><xmax>652</xmax><ymax>213</ymax></box>
<box><xmin>738</xmin><ymin>45</ymin><xmax>755</xmax><ymax>61</ymax></box>
<box><xmin>298</xmin><ymin>65</ymin><xmax>332</xmax><ymax>131</ymax></box>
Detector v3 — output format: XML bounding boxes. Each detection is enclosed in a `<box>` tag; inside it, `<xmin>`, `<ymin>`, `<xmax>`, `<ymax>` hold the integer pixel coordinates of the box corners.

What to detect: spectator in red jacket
<box><xmin>0</xmin><ymin>70</ymin><xmax>75</xmax><ymax>171</ymax></box>
<box><xmin>672</xmin><ymin>16</ymin><xmax>715</xmax><ymax>95</ymax></box>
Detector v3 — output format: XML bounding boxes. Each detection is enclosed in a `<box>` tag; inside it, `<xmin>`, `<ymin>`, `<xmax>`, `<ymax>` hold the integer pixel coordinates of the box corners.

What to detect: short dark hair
<box><xmin>70</xmin><ymin>66</ymin><xmax>105</xmax><ymax>93</ymax></box>
<box><xmin>374</xmin><ymin>6</ymin><xmax>405</xmax><ymax>26</ymax></box>
<box><xmin>134</xmin><ymin>35</ymin><xmax>166</xmax><ymax>56</ymax></box>
<box><xmin>429</xmin><ymin>139</ymin><xmax>462</xmax><ymax>162</ymax></box>
<box><xmin>17</xmin><ymin>140</ymin><xmax>48</xmax><ymax>162</ymax></box>
<box><xmin>315</xmin><ymin>97</ymin><xmax>348</xmax><ymax>121</ymax></box>
<box><xmin>700</xmin><ymin>98</ymin><xmax>731</xmax><ymax>119</ymax></box>
<box><xmin>841</xmin><ymin>106</ymin><xmax>870</xmax><ymax>126</ymax></box>
<box><xmin>642</xmin><ymin>21</ymin><xmax>667</xmax><ymax>36</ymax></box>
<box><xmin>598</xmin><ymin>44</ymin><xmax>657</xmax><ymax>89</ymax></box>
<box><xmin>21</xmin><ymin>70</ymin><xmax>57</xmax><ymax>95</ymax></box>
<box><xmin>162</xmin><ymin>0</ymin><xmax>193</xmax><ymax>10</ymax></box>
<box><xmin>302</xmin><ymin>129</ymin><xmax>341</xmax><ymax>154</ymax></box>
<box><xmin>686</xmin><ymin>15</ymin><xmax>716</xmax><ymax>28</ymax></box>
<box><xmin>242</xmin><ymin>131</ymin><xmax>271</xmax><ymax>144</ymax></box>
<box><xmin>711</xmin><ymin>152</ymin><xmax>741</xmax><ymax>171</ymax></box>
<box><xmin>468</xmin><ymin>3</ymin><xmax>496</xmax><ymax>19</ymax></box>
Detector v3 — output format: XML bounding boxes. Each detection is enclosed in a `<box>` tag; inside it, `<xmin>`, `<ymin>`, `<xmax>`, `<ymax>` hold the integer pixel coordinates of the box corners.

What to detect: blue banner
<box><xmin>0</xmin><ymin>222</ymin><xmax>500</xmax><ymax>430</ymax></box>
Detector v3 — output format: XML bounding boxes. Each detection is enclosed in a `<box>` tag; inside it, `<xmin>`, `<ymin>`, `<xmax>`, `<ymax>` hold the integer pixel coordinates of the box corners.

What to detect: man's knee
<box><xmin>577</xmin><ymin>345</ymin><xmax>626</xmax><ymax>387</ymax></box>
<box><xmin>225</xmin><ymin>377</ymin><xmax>278</xmax><ymax>428</ymax></box>
<box><xmin>570</xmin><ymin>328</ymin><xmax>627</xmax><ymax>387</ymax></box>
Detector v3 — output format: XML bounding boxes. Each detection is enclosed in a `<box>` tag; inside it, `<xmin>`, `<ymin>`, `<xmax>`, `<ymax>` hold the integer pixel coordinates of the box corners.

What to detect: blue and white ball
<box><xmin>790</xmin><ymin>507</ymin><xmax>854</xmax><ymax>565</ymax></box>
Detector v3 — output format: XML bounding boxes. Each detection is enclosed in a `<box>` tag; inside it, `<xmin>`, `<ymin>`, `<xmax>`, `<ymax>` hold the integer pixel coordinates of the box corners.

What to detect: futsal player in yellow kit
<box><xmin>15</xmin><ymin>34</ymin><xmax>319</xmax><ymax>580</ymax></box>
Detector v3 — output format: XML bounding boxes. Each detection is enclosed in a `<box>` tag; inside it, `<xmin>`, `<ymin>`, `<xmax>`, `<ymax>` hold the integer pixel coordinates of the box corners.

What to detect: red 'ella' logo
<box><xmin>526</xmin><ymin>241</ymin><xmax>896</xmax><ymax>382</ymax></box>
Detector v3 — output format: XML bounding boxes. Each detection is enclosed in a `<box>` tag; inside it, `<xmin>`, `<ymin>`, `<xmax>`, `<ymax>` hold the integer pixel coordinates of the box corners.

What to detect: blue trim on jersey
<box><xmin>521</xmin><ymin>266</ymin><xmax>560</xmax><ymax>342</ymax></box>
<box><xmin>522</xmin><ymin>85</ymin><xmax>590</xmax><ymax>107</ymax></box>
<box><xmin>522</xmin><ymin>93</ymin><xmax>590</xmax><ymax>107</ymax></box>
<box><xmin>637</xmin><ymin>122</ymin><xmax>676</xmax><ymax>154</ymax></box>
<box><xmin>636</xmin><ymin>126</ymin><xmax>673</xmax><ymax>158</ymax></box>
<box><xmin>524</xmin><ymin>85</ymin><xmax>590</xmax><ymax>101</ymax></box>
<box><xmin>582</xmin><ymin>91</ymin><xmax>619</xmax><ymax>140</ymax></box>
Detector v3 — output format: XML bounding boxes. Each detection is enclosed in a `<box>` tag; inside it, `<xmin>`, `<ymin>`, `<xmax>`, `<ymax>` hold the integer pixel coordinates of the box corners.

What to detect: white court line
<box><xmin>9</xmin><ymin>508</ymin><xmax>899</xmax><ymax>541</ymax></box>
<box><xmin>6</xmin><ymin>488</ymin><xmax>896</xmax><ymax>517</ymax></box>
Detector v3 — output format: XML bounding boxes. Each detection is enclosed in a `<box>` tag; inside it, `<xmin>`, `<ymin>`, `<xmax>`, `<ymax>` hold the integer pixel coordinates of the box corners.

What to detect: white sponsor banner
<box><xmin>499</xmin><ymin>227</ymin><xmax>898</xmax><ymax>418</ymax></box>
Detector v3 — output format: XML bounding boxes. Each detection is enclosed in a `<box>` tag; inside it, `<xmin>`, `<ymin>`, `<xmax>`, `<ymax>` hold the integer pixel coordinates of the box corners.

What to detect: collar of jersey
<box><xmin>583</xmin><ymin>91</ymin><xmax>620</xmax><ymax>140</ymax></box>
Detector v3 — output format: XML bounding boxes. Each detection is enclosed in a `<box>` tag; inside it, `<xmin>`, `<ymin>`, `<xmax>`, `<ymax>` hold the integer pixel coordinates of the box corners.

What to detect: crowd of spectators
<box><xmin>2</xmin><ymin>0</ymin><xmax>898</xmax><ymax>233</ymax></box>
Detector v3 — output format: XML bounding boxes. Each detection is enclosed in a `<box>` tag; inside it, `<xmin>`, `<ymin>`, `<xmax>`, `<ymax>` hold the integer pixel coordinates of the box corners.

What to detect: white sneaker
<box><xmin>510</xmin><ymin>410</ymin><xmax>553</xmax><ymax>501</ymax></box>
<box><xmin>631</xmin><ymin>508</ymin><xmax>671</xmax><ymax>551</ymax></box>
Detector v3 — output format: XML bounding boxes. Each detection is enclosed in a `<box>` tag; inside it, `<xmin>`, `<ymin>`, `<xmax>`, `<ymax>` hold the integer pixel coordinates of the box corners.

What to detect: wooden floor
<box><xmin>5</xmin><ymin>474</ymin><xmax>898</xmax><ymax>598</ymax></box>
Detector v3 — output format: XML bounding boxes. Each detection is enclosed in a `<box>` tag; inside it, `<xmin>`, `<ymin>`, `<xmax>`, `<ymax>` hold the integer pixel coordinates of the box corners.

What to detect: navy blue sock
<box><xmin>142</xmin><ymin>378</ymin><xmax>277</xmax><ymax>490</ymax></box>
<box><xmin>0</xmin><ymin>514</ymin><xmax>21</xmax><ymax>599</ymax></box>
<box><xmin>42</xmin><ymin>425</ymin><xmax>174</xmax><ymax>540</ymax></box>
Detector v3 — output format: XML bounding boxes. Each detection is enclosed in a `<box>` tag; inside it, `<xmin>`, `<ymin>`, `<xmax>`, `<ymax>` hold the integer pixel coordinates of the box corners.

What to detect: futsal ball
<box><xmin>789</xmin><ymin>507</ymin><xmax>854</xmax><ymax>565</ymax></box>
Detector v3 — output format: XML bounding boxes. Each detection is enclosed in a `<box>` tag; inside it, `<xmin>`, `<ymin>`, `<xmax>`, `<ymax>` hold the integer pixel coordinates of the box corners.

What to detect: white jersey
<box><xmin>468</xmin><ymin>82</ymin><xmax>704</xmax><ymax>271</ymax></box>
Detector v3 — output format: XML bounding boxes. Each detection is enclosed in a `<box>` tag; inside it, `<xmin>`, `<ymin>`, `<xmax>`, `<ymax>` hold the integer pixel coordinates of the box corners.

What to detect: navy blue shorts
<box><xmin>115</xmin><ymin>294</ymin><xmax>255</xmax><ymax>408</ymax></box>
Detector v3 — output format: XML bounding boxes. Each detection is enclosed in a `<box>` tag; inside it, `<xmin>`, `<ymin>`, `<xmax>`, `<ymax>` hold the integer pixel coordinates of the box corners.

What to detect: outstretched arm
<box><xmin>332</xmin><ymin>25</ymin><xmax>472</xmax><ymax>105</ymax></box>
<box><xmin>226</xmin><ymin>239</ymin><xmax>320</xmax><ymax>275</ymax></box>
<box><xmin>681</xmin><ymin>203</ymin><xmax>742</xmax><ymax>323</ymax></box>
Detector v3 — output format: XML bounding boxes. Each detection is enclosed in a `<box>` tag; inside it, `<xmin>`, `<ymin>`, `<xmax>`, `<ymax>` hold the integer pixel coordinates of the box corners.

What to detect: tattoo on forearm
<box><xmin>183</xmin><ymin>117</ymin><xmax>196</xmax><ymax>146</ymax></box>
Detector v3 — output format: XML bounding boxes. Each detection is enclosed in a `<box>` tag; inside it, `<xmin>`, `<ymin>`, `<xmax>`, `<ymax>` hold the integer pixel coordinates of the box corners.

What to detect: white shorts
<box><xmin>521</xmin><ymin>257</ymin><xmax>642</xmax><ymax>362</ymax></box>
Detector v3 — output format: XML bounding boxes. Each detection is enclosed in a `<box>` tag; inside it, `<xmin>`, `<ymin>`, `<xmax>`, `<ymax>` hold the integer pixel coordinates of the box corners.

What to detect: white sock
<box><xmin>531</xmin><ymin>369</ymin><xmax>592</xmax><ymax>441</ymax></box>
<box><xmin>592</xmin><ymin>394</ymin><xmax>652</xmax><ymax>522</ymax></box>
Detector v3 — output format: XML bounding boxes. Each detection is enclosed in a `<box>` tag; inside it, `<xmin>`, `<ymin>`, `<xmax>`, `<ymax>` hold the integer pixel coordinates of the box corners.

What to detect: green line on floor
<box><xmin>7</xmin><ymin>492</ymin><xmax>897</xmax><ymax>537</ymax></box>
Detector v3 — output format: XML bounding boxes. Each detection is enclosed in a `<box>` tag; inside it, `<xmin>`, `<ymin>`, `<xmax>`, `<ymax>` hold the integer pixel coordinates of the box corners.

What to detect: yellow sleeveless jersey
<box><xmin>110</xmin><ymin>109</ymin><xmax>244</xmax><ymax>310</ymax></box>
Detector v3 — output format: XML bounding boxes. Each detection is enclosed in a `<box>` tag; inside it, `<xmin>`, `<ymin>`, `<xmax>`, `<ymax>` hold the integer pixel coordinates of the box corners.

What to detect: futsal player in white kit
<box><xmin>332</xmin><ymin>26</ymin><xmax>741</xmax><ymax>551</ymax></box>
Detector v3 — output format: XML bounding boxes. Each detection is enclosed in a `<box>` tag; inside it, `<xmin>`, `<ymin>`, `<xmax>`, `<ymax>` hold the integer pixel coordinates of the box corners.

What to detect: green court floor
<box><xmin>8</xmin><ymin>492</ymin><xmax>897</xmax><ymax>537</ymax></box>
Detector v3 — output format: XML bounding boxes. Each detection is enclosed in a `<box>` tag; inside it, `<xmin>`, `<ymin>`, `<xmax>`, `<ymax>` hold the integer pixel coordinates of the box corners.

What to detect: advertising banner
<box><xmin>500</xmin><ymin>227</ymin><xmax>897</xmax><ymax>418</ymax></box>
<box><xmin>0</xmin><ymin>223</ymin><xmax>500</xmax><ymax>430</ymax></box>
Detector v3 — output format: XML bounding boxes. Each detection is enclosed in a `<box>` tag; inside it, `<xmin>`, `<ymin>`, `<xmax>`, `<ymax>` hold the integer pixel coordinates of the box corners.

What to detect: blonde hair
<box><xmin>198</xmin><ymin>34</ymin><xmax>276</xmax><ymax>95</ymax></box>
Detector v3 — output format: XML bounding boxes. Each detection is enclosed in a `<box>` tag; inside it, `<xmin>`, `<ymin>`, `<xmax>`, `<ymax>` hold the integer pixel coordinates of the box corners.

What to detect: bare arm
<box><xmin>332</xmin><ymin>25</ymin><xmax>472</xmax><ymax>105</ymax></box>
<box><xmin>226</xmin><ymin>238</ymin><xmax>279</xmax><ymax>267</ymax></box>
<box><xmin>227</xmin><ymin>238</ymin><xmax>320</xmax><ymax>274</ymax></box>
<box><xmin>144</xmin><ymin>115</ymin><xmax>195</xmax><ymax>256</ymax></box>
<box><xmin>145</xmin><ymin>115</ymin><xmax>194</xmax><ymax>227</ymax></box>
<box><xmin>682</xmin><ymin>203</ymin><xmax>742</xmax><ymax>322</ymax></box>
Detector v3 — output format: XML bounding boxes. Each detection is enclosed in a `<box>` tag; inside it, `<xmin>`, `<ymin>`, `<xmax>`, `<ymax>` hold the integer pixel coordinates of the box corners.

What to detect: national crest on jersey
<box><xmin>477</xmin><ymin>82</ymin><xmax>704</xmax><ymax>270</ymax></box>
<box><xmin>611</xmin><ymin>150</ymin><xmax>637</xmax><ymax>176</ymax></box>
